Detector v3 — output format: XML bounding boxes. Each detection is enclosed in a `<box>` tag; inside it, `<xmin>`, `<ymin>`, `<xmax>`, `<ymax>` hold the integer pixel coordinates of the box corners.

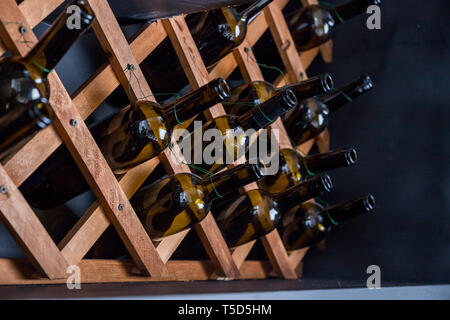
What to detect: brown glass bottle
<box><xmin>0</xmin><ymin>0</ymin><xmax>94</xmax><ymax>161</ymax></box>
<box><xmin>140</xmin><ymin>0</ymin><xmax>273</xmax><ymax>94</ymax></box>
<box><xmin>214</xmin><ymin>173</ymin><xmax>333</xmax><ymax>248</ymax></box>
<box><xmin>259</xmin><ymin>147</ymin><xmax>357</xmax><ymax>194</ymax></box>
<box><xmin>283</xmin><ymin>74</ymin><xmax>374</xmax><ymax>146</ymax></box>
<box><xmin>280</xmin><ymin>194</ymin><xmax>376</xmax><ymax>250</ymax></box>
<box><xmin>130</xmin><ymin>162</ymin><xmax>265</xmax><ymax>241</ymax></box>
<box><xmin>20</xmin><ymin>79</ymin><xmax>231</xmax><ymax>210</ymax></box>
<box><xmin>225</xmin><ymin>73</ymin><xmax>334</xmax><ymax>116</ymax></box>
<box><xmin>181</xmin><ymin>88</ymin><xmax>297</xmax><ymax>177</ymax></box>
<box><xmin>288</xmin><ymin>0</ymin><xmax>381</xmax><ymax>51</ymax></box>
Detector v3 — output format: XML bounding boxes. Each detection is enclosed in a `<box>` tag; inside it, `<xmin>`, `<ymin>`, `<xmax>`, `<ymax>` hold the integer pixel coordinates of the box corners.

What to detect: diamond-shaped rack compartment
<box><xmin>0</xmin><ymin>0</ymin><xmax>331</xmax><ymax>284</ymax></box>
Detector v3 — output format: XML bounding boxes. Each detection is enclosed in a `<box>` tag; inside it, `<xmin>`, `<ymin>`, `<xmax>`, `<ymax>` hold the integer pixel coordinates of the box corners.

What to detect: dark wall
<box><xmin>302</xmin><ymin>0</ymin><xmax>450</xmax><ymax>283</ymax></box>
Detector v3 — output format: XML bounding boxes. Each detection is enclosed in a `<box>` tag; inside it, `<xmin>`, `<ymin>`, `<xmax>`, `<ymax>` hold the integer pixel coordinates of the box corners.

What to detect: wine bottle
<box><xmin>283</xmin><ymin>74</ymin><xmax>374</xmax><ymax>146</ymax></box>
<box><xmin>259</xmin><ymin>147</ymin><xmax>357</xmax><ymax>194</ymax></box>
<box><xmin>288</xmin><ymin>0</ymin><xmax>382</xmax><ymax>51</ymax></box>
<box><xmin>140</xmin><ymin>0</ymin><xmax>273</xmax><ymax>95</ymax></box>
<box><xmin>280</xmin><ymin>194</ymin><xmax>376</xmax><ymax>250</ymax></box>
<box><xmin>131</xmin><ymin>162</ymin><xmax>265</xmax><ymax>241</ymax></box>
<box><xmin>0</xmin><ymin>98</ymin><xmax>53</xmax><ymax>162</ymax></box>
<box><xmin>20</xmin><ymin>78</ymin><xmax>231</xmax><ymax>210</ymax></box>
<box><xmin>225</xmin><ymin>73</ymin><xmax>334</xmax><ymax>116</ymax></box>
<box><xmin>0</xmin><ymin>0</ymin><xmax>94</xmax><ymax>161</ymax></box>
<box><xmin>182</xmin><ymin>88</ymin><xmax>297</xmax><ymax>176</ymax></box>
<box><xmin>214</xmin><ymin>173</ymin><xmax>333</xmax><ymax>248</ymax></box>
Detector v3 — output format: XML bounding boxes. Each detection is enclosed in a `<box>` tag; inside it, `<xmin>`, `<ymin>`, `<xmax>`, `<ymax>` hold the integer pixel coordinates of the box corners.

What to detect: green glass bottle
<box><xmin>0</xmin><ymin>0</ymin><xmax>94</xmax><ymax>161</ymax></box>
<box><xmin>283</xmin><ymin>74</ymin><xmax>374</xmax><ymax>146</ymax></box>
<box><xmin>288</xmin><ymin>0</ymin><xmax>381</xmax><ymax>51</ymax></box>
<box><xmin>259</xmin><ymin>147</ymin><xmax>357</xmax><ymax>194</ymax></box>
<box><xmin>280</xmin><ymin>194</ymin><xmax>376</xmax><ymax>250</ymax></box>
<box><xmin>182</xmin><ymin>88</ymin><xmax>297</xmax><ymax>176</ymax></box>
<box><xmin>214</xmin><ymin>173</ymin><xmax>333</xmax><ymax>248</ymax></box>
<box><xmin>0</xmin><ymin>98</ymin><xmax>53</xmax><ymax>162</ymax></box>
<box><xmin>225</xmin><ymin>73</ymin><xmax>334</xmax><ymax>116</ymax></box>
<box><xmin>140</xmin><ymin>0</ymin><xmax>273</xmax><ymax>94</ymax></box>
<box><xmin>20</xmin><ymin>78</ymin><xmax>231</xmax><ymax>210</ymax></box>
<box><xmin>130</xmin><ymin>162</ymin><xmax>265</xmax><ymax>241</ymax></box>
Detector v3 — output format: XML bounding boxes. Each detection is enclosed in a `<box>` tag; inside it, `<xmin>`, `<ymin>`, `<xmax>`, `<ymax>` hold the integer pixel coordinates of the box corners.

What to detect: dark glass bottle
<box><xmin>140</xmin><ymin>0</ymin><xmax>273</xmax><ymax>94</ymax></box>
<box><xmin>288</xmin><ymin>0</ymin><xmax>381</xmax><ymax>51</ymax></box>
<box><xmin>0</xmin><ymin>98</ymin><xmax>53</xmax><ymax>162</ymax></box>
<box><xmin>283</xmin><ymin>74</ymin><xmax>374</xmax><ymax>146</ymax></box>
<box><xmin>259</xmin><ymin>147</ymin><xmax>357</xmax><ymax>194</ymax></box>
<box><xmin>224</xmin><ymin>73</ymin><xmax>334</xmax><ymax>116</ymax></box>
<box><xmin>280</xmin><ymin>194</ymin><xmax>376</xmax><ymax>250</ymax></box>
<box><xmin>214</xmin><ymin>173</ymin><xmax>333</xmax><ymax>248</ymax></box>
<box><xmin>130</xmin><ymin>162</ymin><xmax>265</xmax><ymax>241</ymax></box>
<box><xmin>0</xmin><ymin>0</ymin><xmax>94</xmax><ymax>161</ymax></box>
<box><xmin>20</xmin><ymin>78</ymin><xmax>231</xmax><ymax>210</ymax></box>
<box><xmin>181</xmin><ymin>88</ymin><xmax>297</xmax><ymax>176</ymax></box>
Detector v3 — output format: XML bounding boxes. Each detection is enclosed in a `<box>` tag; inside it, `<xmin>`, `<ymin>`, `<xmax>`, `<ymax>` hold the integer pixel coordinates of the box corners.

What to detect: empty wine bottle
<box><xmin>0</xmin><ymin>98</ymin><xmax>53</xmax><ymax>162</ymax></box>
<box><xmin>0</xmin><ymin>0</ymin><xmax>94</xmax><ymax>161</ymax></box>
<box><xmin>259</xmin><ymin>147</ymin><xmax>358</xmax><ymax>194</ymax></box>
<box><xmin>182</xmin><ymin>88</ymin><xmax>297</xmax><ymax>176</ymax></box>
<box><xmin>280</xmin><ymin>194</ymin><xmax>376</xmax><ymax>250</ymax></box>
<box><xmin>214</xmin><ymin>173</ymin><xmax>333</xmax><ymax>248</ymax></box>
<box><xmin>140</xmin><ymin>0</ymin><xmax>273</xmax><ymax>94</ymax></box>
<box><xmin>20</xmin><ymin>78</ymin><xmax>231</xmax><ymax>210</ymax></box>
<box><xmin>225</xmin><ymin>73</ymin><xmax>334</xmax><ymax>116</ymax></box>
<box><xmin>288</xmin><ymin>0</ymin><xmax>381</xmax><ymax>51</ymax></box>
<box><xmin>283</xmin><ymin>74</ymin><xmax>374</xmax><ymax>146</ymax></box>
<box><xmin>131</xmin><ymin>162</ymin><xmax>265</xmax><ymax>241</ymax></box>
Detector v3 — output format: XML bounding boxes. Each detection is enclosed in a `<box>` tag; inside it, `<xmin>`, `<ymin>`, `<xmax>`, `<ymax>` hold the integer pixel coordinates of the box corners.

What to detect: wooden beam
<box><xmin>0</xmin><ymin>165</ymin><xmax>69</xmax><ymax>279</ymax></box>
<box><xmin>88</xmin><ymin>0</ymin><xmax>152</xmax><ymax>104</ymax></box>
<box><xmin>0</xmin><ymin>0</ymin><xmax>65</xmax><ymax>55</ymax></box>
<box><xmin>264</xmin><ymin>1</ymin><xmax>306</xmax><ymax>83</ymax></box>
<box><xmin>0</xmin><ymin>258</ymin><xmax>272</xmax><ymax>285</ymax></box>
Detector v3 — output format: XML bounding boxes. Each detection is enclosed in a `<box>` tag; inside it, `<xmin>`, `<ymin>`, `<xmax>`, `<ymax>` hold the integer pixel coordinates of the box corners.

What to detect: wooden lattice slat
<box><xmin>0</xmin><ymin>0</ymin><xmax>331</xmax><ymax>284</ymax></box>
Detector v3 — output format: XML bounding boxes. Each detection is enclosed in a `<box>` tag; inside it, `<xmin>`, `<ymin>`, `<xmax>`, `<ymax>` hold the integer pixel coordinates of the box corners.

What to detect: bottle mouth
<box><xmin>322</xmin><ymin>74</ymin><xmax>334</xmax><ymax>92</ymax></box>
<box><xmin>75</xmin><ymin>0</ymin><xmax>95</xmax><ymax>25</ymax></box>
<box><xmin>319</xmin><ymin>173</ymin><xmax>333</xmax><ymax>193</ymax></box>
<box><xmin>282</xmin><ymin>88</ymin><xmax>298</xmax><ymax>110</ymax></box>
<box><xmin>345</xmin><ymin>148</ymin><xmax>358</xmax><ymax>165</ymax></box>
<box><xmin>253</xmin><ymin>161</ymin><xmax>267</xmax><ymax>179</ymax></box>
<box><xmin>214</xmin><ymin>78</ymin><xmax>232</xmax><ymax>101</ymax></box>
<box><xmin>360</xmin><ymin>74</ymin><xmax>374</xmax><ymax>91</ymax></box>
<box><xmin>363</xmin><ymin>194</ymin><xmax>376</xmax><ymax>211</ymax></box>
<box><xmin>32</xmin><ymin>99</ymin><xmax>55</xmax><ymax>129</ymax></box>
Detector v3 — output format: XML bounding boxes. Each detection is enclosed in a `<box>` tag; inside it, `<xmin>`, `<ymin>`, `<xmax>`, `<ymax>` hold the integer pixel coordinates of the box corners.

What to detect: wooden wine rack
<box><xmin>0</xmin><ymin>0</ymin><xmax>332</xmax><ymax>284</ymax></box>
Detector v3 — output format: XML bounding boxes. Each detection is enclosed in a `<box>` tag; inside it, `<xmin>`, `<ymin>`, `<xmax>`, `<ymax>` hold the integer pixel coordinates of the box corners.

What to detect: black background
<box><xmin>301</xmin><ymin>0</ymin><xmax>450</xmax><ymax>283</ymax></box>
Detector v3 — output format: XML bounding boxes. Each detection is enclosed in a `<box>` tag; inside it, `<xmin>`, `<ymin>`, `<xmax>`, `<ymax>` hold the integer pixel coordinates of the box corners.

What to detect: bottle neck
<box><xmin>273</xmin><ymin>173</ymin><xmax>333</xmax><ymax>212</ymax></box>
<box><xmin>324</xmin><ymin>194</ymin><xmax>376</xmax><ymax>225</ymax></box>
<box><xmin>330</xmin><ymin>0</ymin><xmax>380</xmax><ymax>25</ymax></box>
<box><xmin>239</xmin><ymin>0</ymin><xmax>273</xmax><ymax>23</ymax></box>
<box><xmin>24</xmin><ymin>0</ymin><xmax>94</xmax><ymax>76</ymax></box>
<box><xmin>238</xmin><ymin>88</ymin><xmax>297</xmax><ymax>130</ymax></box>
<box><xmin>201</xmin><ymin>163</ymin><xmax>264</xmax><ymax>201</ymax></box>
<box><xmin>163</xmin><ymin>78</ymin><xmax>231</xmax><ymax>125</ymax></box>
<box><xmin>321</xmin><ymin>74</ymin><xmax>374</xmax><ymax>112</ymax></box>
<box><xmin>303</xmin><ymin>148</ymin><xmax>358</xmax><ymax>175</ymax></box>
<box><xmin>284</xmin><ymin>74</ymin><xmax>334</xmax><ymax>101</ymax></box>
